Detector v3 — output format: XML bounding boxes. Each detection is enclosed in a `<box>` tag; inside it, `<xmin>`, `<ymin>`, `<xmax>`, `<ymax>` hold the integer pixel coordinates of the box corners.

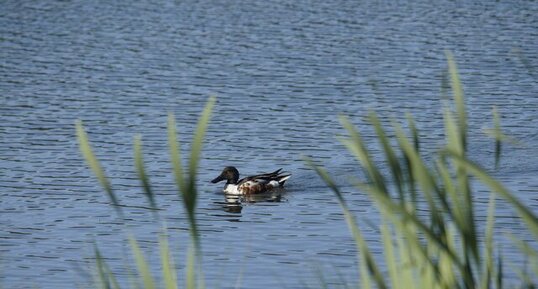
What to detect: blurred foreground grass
<box><xmin>76</xmin><ymin>55</ymin><xmax>537</xmax><ymax>289</ymax></box>
<box><xmin>77</xmin><ymin>97</ymin><xmax>215</xmax><ymax>289</ymax></box>
<box><xmin>307</xmin><ymin>52</ymin><xmax>538</xmax><ymax>289</ymax></box>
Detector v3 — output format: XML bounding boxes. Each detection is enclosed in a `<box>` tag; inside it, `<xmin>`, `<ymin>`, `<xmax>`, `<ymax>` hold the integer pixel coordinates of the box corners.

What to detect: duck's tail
<box><xmin>276</xmin><ymin>172</ymin><xmax>291</xmax><ymax>186</ymax></box>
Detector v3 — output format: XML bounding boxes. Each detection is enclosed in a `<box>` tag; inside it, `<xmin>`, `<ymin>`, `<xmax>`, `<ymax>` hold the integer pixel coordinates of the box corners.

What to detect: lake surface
<box><xmin>1</xmin><ymin>1</ymin><xmax>537</xmax><ymax>288</ymax></box>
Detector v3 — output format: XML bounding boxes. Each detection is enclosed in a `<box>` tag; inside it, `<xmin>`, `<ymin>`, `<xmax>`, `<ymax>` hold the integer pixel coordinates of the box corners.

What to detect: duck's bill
<box><xmin>211</xmin><ymin>175</ymin><xmax>224</xmax><ymax>183</ymax></box>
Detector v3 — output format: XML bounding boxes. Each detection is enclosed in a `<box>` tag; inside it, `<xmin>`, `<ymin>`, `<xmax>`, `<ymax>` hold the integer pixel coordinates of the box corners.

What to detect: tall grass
<box><xmin>307</xmin><ymin>53</ymin><xmax>538</xmax><ymax>289</ymax></box>
<box><xmin>76</xmin><ymin>121</ymin><xmax>121</xmax><ymax>216</ymax></box>
<box><xmin>76</xmin><ymin>54</ymin><xmax>538</xmax><ymax>289</ymax></box>
<box><xmin>76</xmin><ymin>96</ymin><xmax>215</xmax><ymax>289</ymax></box>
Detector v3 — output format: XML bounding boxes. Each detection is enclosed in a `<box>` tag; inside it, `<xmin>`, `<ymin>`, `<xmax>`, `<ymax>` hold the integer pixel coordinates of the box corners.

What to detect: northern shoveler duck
<box><xmin>211</xmin><ymin>166</ymin><xmax>291</xmax><ymax>195</ymax></box>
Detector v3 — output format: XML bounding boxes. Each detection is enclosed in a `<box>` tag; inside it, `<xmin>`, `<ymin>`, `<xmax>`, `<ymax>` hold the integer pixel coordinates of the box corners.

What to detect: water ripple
<box><xmin>2</xmin><ymin>0</ymin><xmax>538</xmax><ymax>288</ymax></box>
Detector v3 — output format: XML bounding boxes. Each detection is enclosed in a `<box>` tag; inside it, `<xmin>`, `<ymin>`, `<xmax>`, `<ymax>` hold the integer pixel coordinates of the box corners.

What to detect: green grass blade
<box><xmin>435</xmin><ymin>157</ymin><xmax>464</xmax><ymax>228</ymax></box>
<box><xmin>403</xmin><ymin>114</ymin><xmax>421</xmax><ymax>205</ymax></box>
<box><xmin>186</xmin><ymin>247</ymin><xmax>196</xmax><ymax>289</ymax></box>
<box><xmin>445</xmin><ymin>51</ymin><xmax>467</xmax><ymax>150</ymax></box>
<box><xmin>443</xmin><ymin>108</ymin><xmax>472</xmax><ymax>222</ymax></box>
<box><xmin>134</xmin><ymin>134</ymin><xmax>157</xmax><ymax>211</ymax></box>
<box><xmin>491</xmin><ymin>107</ymin><xmax>502</xmax><ymax>169</ymax></box>
<box><xmin>355</xmin><ymin>180</ymin><xmax>464</xmax><ymax>274</ymax></box>
<box><xmin>381</xmin><ymin>221</ymin><xmax>399</xmax><ymax>289</ymax></box>
<box><xmin>129</xmin><ymin>236</ymin><xmax>156</xmax><ymax>289</ymax></box>
<box><xmin>159</xmin><ymin>232</ymin><xmax>178</xmax><ymax>289</ymax></box>
<box><xmin>447</xmin><ymin>151</ymin><xmax>538</xmax><ymax>238</ymax></box>
<box><xmin>433</xmin><ymin>158</ymin><xmax>462</xmax><ymax>229</ymax></box>
<box><xmin>496</xmin><ymin>253</ymin><xmax>503</xmax><ymax>289</ymax></box>
<box><xmin>443</xmin><ymin>108</ymin><xmax>478</xmax><ymax>267</ymax></box>
<box><xmin>406</xmin><ymin>113</ymin><xmax>420</xmax><ymax>152</ymax></box>
<box><xmin>444</xmin><ymin>57</ymin><xmax>477</xmax><ymax>270</ymax></box>
<box><xmin>94</xmin><ymin>245</ymin><xmax>121</xmax><ymax>289</ymax></box>
<box><xmin>94</xmin><ymin>246</ymin><xmax>111</xmax><ymax>289</ymax></box>
<box><xmin>188</xmin><ymin>96</ymin><xmax>216</xmax><ymax>190</ymax></box>
<box><xmin>393</xmin><ymin>121</ymin><xmax>436</xmax><ymax>195</ymax></box>
<box><xmin>359</xmin><ymin>250</ymin><xmax>373</xmax><ymax>289</ymax></box>
<box><xmin>338</xmin><ymin>115</ymin><xmax>387</xmax><ymax>194</ymax></box>
<box><xmin>484</xmin><ymin>107</ymin><xmax>518</xmax><ymax>169</ymax></box>
<box><xmin>369</xmin><ymin>113</ymin><xmax>405</xmax><ymax>201</ymax></box>
<box><xmin>303</xmin><ymin>157</ymin><xmax>344</xmax><ymax>204</ymax></box>
<box><xmin>168</xmin><ymin>97</ymin><xmax>215</xmax><ymax>249</ymax></box>
<box><xmin>481</xmin><ymin>194</ymin><xmax>496</xmax><ymax>289</ymax></box>
<box><xmin>383</xmin><ymin>201</ymin><xmax>448</xmax><ymax>289</ymax></box>
<box><xmin>438</xmin><ymin>225</ymin><xmax>457</xmax><ymax>289</ymax></box>
<box><xmin>187</xmin><ymin>97</ymin><xmax>215</xmax><ymax>247</ymax></box>
<box><xmin>304</xmin><ymin>158</ymin><xmax>387</xmax><ymax>289</ymax></box>
<box><xmin>76</xmin><ymin>121</ymin><xmax>121</xmax><ymax>214</ymax></box>
<box><xmin>396</xmin><ymin>230</ymin><xmax>414</xmax><ymax>289</ymax></box>
<box><xmin>167</xmin><ymin>113</ymin><xmax>186</xmax><ymax>194</ymax></box>
<box><xmin>443</xmin><ymin>108</ymin><xmax>463</xmax><ymax>156</ymax></box>
<box><xmin>168</xmin><ymin>112</ymin><xmax>200</xmax><ymax>245</ymax></box>
<box><xmin>393</xmin><ymin>123</ymin><xmax>443</xmax><ymax>228</ymax></box>
<box><xmin>445</xmin><ymin>55</ymin><xmax>477</xmax><ymax>276</ymax></box>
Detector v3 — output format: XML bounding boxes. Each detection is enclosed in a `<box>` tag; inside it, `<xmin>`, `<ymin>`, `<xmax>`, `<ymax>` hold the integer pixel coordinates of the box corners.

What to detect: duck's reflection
<box><xmin>221</xmin><ymin>194</ymin><xmax>243</xmax><ymax>213</ymax></box>
<box><xmin>218</xmin><ymin>190</ymin><xmax>285</xmax><ymax>213</ymax></box>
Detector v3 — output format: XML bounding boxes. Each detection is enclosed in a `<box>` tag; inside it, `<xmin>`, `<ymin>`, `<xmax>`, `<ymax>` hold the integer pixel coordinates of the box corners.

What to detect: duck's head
<box><xmin>211</xmin><ymin>166</ymin><xmax>240</xmax><ymax>184</ymax></box>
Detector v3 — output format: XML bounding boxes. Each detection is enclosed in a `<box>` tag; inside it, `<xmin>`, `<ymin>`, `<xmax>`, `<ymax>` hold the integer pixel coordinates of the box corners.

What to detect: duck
<box><xmin>211</xmin><ymin>166</ymin><xmax>291</xmax><ymax>195</ymax></box>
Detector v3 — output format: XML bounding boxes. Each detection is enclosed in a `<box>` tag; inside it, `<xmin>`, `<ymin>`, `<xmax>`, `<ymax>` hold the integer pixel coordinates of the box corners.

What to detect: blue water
<box><xmin>1</xmin><ymin>1</ymin><xmax>537</xmax><ymax>288</ymax></box>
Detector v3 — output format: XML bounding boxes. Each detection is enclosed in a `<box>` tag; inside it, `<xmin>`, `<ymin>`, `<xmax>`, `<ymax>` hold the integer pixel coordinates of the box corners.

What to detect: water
<box><xmin>1</xmin><ymin>1</ymin><xmax>537</xmax><ymax>288</ymax></box>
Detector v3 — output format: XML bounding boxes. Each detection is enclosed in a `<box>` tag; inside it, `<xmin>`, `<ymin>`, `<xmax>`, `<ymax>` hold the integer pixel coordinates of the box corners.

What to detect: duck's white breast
<box><xmin>223</xmin><ymin>184</ymin><xmax>241</xmax><ymax>195</ymax></box>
